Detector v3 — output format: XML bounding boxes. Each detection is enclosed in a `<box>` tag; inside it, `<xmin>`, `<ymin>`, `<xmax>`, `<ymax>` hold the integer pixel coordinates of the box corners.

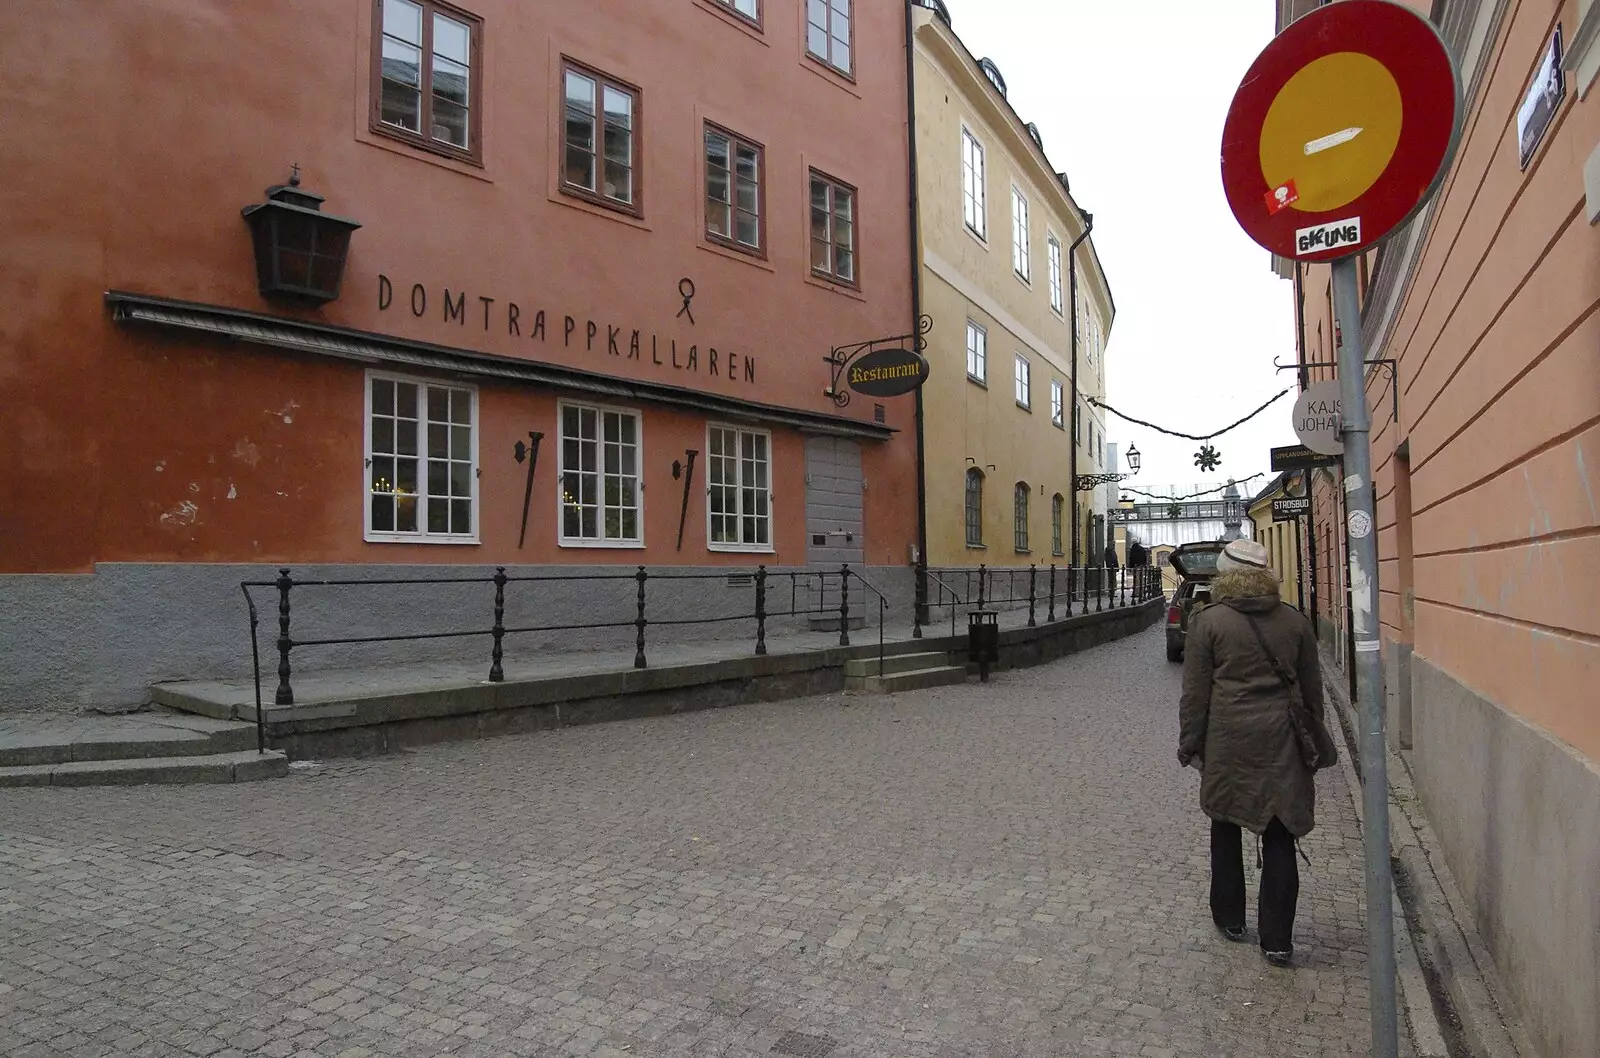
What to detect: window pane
<box><xmin>432</xmin><ymin>13</ymin><xmax>469</xmax><ymax>64</ymax></box>
<box><xmin>449</xmin><ymin>460</ymin><xmax>471</xmax><ymax>497</ymax></box>
<box><xmin>427</xmin><ymin>492</ymin><xmax>449</xmax><ymax>534</ymax></box>
<box><xmin>396</xmin><ymin>382</ymin><xmax>417</xmax><ymax>418</ymax></box>
<box><xmin>428</xmin><ymin>459</ymin><xmax>447</xmax><ymax>497</ymax></box>
<box><xmin>384</xmin><ymin>0</ymin><xmax>422</xmax><ymax>44</ymax></box>
<box><xmin>380</xmin><ymin>51</ymin><xmax>422</xmax><ymax>130</ymax></box>
<box><xmin>451</xmin><ymin>498</ymin><xmax>471</xmax><ymax>535</ymax></box>
<box><xmin>397</xmin><ymin>494</ymin><xmax>418</xmax><ymax>533</ymax></box>
<box><xmin>807</xmin><ymin>21</ymin><xmax>828</xmax><ymax>57</ymax></box>
<box><xmin>370</xmin><ymin>456</ymin><xmax>395</xmax><ymax>494</ymax></box>
<box><xmin>371</xmin><ymin>494</ymin><xmax>394</xmax><ymax>533</ymax></box>
<box><xmin>603</xmin><ymin>87</ymin><xmax>632</xmax><ymax>131</ymax></box>
<box><xmin>371</xmin><ymin>377</ymin><xmax>394</xmax><ymax>414</ymax></box>
<box><xmin>371</xmin><ymin>416</ymin><xmax>394</xmax><ymax>453</ymax></box>
<box><xmin>736</xmin><ymin>212</ymin><xmax>759</xmax><ymax>247</ymax></box>
<box><xmin>811</xmin><ymin>236</ymin><xmax>830</xmax><ymax>273</ymax></box>
<box><xmin>564</xmin><ymin>72</ymin><xmax>597</xmax><ymax>189</ymax></box>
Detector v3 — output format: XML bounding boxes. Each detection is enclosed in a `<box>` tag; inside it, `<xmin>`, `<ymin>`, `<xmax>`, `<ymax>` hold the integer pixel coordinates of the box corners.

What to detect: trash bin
<box><xmin>968</xmin><ymin>609</ymin><xmax>999</xmax><ymax>682</ymax></box>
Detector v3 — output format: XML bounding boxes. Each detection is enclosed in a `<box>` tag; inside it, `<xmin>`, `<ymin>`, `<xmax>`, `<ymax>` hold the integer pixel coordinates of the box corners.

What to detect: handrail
<box><xmin>243</xmin><ymin>564</ymin><xmax>879</xmax><ymax>730</ymax></box>
<box><xmin>842</xmin><ymin>567</ymin><xmax>890</xmax><ymax>677</ymax></box>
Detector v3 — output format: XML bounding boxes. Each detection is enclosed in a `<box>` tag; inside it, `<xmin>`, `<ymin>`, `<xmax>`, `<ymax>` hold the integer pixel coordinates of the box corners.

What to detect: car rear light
<box><xmin>1167</xmin><ymin>605</ymin><xmax>1181</xmax><ymax>625</ymax></box>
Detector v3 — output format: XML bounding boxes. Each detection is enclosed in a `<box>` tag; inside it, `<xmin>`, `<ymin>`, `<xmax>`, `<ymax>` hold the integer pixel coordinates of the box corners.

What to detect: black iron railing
<box><xmin>240</xmin><ymin>564</ymin><xmax>890</xmax><ymax>753</ymax></box>
<box><xmin>916</xmin><ymin>563</ymin><xmax>1163</xmax><ymax>639</ymax></box>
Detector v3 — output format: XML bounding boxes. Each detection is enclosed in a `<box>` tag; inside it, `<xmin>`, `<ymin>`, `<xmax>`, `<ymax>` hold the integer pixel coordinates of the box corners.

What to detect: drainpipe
<box><xmin>904</xmin><ymin>0</ymin><xmax>929</xmax><ymax>632</ymax></box>
<box><xmin>1067</xmin><ymin>212</ymin><xmax>1094</xmax><ymax>567</ymax></box>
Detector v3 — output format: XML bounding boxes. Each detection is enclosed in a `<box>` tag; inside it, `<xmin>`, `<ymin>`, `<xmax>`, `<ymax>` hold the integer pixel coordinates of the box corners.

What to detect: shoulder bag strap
<box><xmin>1239</xmin><ymin>608</ymin><xmax>1297</xmax><ymax>690</ymax></box>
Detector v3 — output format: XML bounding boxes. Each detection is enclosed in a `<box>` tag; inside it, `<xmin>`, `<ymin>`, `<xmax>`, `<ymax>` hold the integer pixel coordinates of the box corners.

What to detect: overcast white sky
<box><xmin>947</xmin><ymin>0</ymin><xmax>1300</xmax><ymax>496</ymax></box>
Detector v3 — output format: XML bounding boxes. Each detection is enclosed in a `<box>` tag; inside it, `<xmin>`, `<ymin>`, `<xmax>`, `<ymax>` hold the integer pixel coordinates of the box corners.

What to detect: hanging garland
<box><xmin>1088</xmin><ymin>389</ymin><xmax>1290</xmax><ymax>442</ymax></box>
<box><xmin>1120</xmin><ymin>473</ymin><xmax>1268</xmax><ymax>503</ymax></box>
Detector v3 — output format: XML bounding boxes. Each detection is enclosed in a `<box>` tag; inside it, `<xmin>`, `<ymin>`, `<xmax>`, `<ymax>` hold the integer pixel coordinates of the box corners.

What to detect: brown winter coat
<box><xmin>1177</xmin><ymin>569</ymin><xmax>1325</xmax><ymax>837</ymax></box>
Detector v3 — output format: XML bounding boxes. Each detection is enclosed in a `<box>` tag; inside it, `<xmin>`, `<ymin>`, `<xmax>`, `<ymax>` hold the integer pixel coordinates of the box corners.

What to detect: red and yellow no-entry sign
<box><xmin>1221</xmin><ymin>0</ymin><xmax>1461</xmax><ymax>262</ymax></box>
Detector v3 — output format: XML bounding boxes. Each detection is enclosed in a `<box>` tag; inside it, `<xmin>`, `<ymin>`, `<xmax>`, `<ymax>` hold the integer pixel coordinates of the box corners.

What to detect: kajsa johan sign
<box><xmin>846</xmin><ymin>347</ymin><xmax>930</xmax><ymax>397</ymax></box>
<box><xmin>1293</xmin><ymin>379</ymin><xmax>1345</xmax><ymax>457</ymax></box>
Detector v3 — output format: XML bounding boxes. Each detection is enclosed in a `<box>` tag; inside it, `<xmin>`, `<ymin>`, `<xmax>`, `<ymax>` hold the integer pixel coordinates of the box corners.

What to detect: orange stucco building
<box><xmin>1275</xmin><ymin>2</ymin><xmax>1600</xmax><ymax>1054</ymax></box>
<box><xmin>0</xmin><ymin>0</ymin><xmax>918</xmax><ymax>709</ymax></box>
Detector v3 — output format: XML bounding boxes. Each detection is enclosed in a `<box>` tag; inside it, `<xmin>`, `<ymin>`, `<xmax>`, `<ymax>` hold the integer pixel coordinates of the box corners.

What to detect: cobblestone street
<box><xmin>1</xmin><ymin>626</ymin><xmax>1391</xmax><ymax>1058</ymax></box>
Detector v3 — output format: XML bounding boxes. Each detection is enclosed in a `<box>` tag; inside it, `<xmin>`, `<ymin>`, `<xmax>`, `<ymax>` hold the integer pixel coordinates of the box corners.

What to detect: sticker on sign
<box><xmin>1295</xmin><ymin>217</ymin><xmax>1362</xmax><ymax>256</ymax></box>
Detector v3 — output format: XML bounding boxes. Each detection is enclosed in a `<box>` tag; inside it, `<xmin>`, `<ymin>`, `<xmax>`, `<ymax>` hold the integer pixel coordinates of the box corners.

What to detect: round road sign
<box><xmin>1292</xmin><ymin>380</ymin><xmax>1345</xmax><ymax>456</ymax></box>
<box><xmin>1221</xmin><ymin>0</ymin><xmax>1462</xmax><ymax>263</ymax></box>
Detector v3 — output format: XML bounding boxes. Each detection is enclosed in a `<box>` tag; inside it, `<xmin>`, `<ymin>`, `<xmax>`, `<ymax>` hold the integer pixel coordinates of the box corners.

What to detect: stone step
<box><xmin>0</xmin><ymin>749</ymin><xmax>288</xmax><ymax>787</ymax></box>
<box><xmin>0</xmin><ymin>710</ymin><xmax>260</xmax><ymax>767</ymax></box>
<box><xmin>845</xmin><ymin>666</ymin><xmax>968</xmax><ymax>694</ymax></box>
<box><xmin>842</xmin><ymin>651</ymin><xmax>953</xmax><ymax>678</ymax></box>
<box><xmin>807</xmin><ymin>615</ymin><xmax>868</xmax><ymax>632</ymax></box>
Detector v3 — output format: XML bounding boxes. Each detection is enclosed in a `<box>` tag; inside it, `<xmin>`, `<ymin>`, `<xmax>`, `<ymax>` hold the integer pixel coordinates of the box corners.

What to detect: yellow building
<box><xmin>911</xmin><ymin>2</ymin><xmax>1113</xmax><ymax>569</ymax></box>
<box><xmin>1246</xmin><ymin>473</ymin><xmax>1305</xmax><ymax>610</ymax></box>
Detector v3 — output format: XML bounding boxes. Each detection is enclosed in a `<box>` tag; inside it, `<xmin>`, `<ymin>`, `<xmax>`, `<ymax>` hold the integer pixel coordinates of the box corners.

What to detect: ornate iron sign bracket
<box><xmin>1075</xmin><ymin>471</ymin><xmax>1135</xmax><ymax>491</ymax></box>
<box><xmin>1276</xmin><ymin>355</ymin><xmax>1399</xmax><ymax>426</ymax></box>
<box><xmin>823</xmin><ymin>314</ymin><xmax>933</xmax><ymax>408</ymax></box>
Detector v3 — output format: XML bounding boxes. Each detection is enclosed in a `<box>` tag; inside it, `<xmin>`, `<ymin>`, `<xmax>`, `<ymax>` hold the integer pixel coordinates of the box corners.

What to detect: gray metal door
<box><xmin>805</xmin><ymin>437</ymin><xmax>864</xmax><ymax>567</ymax></box>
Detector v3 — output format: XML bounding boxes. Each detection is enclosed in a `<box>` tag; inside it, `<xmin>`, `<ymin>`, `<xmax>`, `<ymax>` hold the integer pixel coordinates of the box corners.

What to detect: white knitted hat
<box><xmin>1216</xmin><ymin>538</ymin><xmax>1271</xmax><ymax>574</ymax></box>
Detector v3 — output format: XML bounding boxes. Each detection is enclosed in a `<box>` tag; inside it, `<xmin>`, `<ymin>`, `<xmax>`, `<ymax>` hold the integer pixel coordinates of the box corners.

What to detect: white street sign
<box><xmin>1293</xmin><ymin>379</ymin><xmax>1345</xmax><ymax>456</ymax></box>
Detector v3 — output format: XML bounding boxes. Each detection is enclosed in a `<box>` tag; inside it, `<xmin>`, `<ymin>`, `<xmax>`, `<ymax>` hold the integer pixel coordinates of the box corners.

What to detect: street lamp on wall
<box><xmin>241</xmin><ymin>165</ymin><xmax>362</xmax><ymax>305</ymax></box>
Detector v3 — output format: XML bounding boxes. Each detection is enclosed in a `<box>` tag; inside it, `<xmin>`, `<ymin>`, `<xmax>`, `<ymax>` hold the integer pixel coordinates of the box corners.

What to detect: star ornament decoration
<box><xmin>1194</xmin><ymin>445</ymin><xmax>1222</xmax><ymax>472</ymax></box>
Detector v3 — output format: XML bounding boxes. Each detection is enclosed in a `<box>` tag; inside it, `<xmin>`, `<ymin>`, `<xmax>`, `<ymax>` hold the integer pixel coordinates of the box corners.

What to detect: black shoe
<box><xmin>1216</xmin><ymin>923</ymin><xmax>1247</xmax><ymax>943</ymax></box>
<box><xmin>1262</xmin><ymin>949</ymin><xmax>1293</xmax><ymax>967</ymax></box>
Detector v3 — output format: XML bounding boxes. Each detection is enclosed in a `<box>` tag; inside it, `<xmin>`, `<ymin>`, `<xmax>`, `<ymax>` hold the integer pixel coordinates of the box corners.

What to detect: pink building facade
<box><xmin>0</xmin><ymin>0</ymin><xmax>919</xmax><ymax>710</ymax></box>
<box><xmin>1277</xmin><ymin>2</ymin><xmax>1600</xmax><ymax>1054</ymax></box>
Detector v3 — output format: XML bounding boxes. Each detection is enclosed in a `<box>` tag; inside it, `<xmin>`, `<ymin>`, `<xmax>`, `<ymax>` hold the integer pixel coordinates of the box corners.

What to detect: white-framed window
<box><xmin>966</xmin><ymin>320</ymin><xmax>987</xmax><ymax>383</ymax></box>
<box><xmin>366</xmin><ymin>372</ymin><xmax>478</xmax><ymax>542</ymax></box>
<box><xmin>559</xmin><ymin>401</ymin><xmax>642</xmax><ymax>546</ymax></box>
<box><xmin>1048</xmin><ymin>234</ymin><xmax>1063</xmax><ymax>314</ymax></box>
<box><xmin>1011</xmin><ymin>187</ymin><xmax>1030</xmax><ymax>281</ymax></box>
<box><xmin>961</xmin><ymin>127</ymin><xmax>986</xmax><ymax>239</ymax></box>
<box><xmin>1014</xmin><ymin>354</ymin><xmax>1031</xmax><ymax>409</ymax></box>
<box><xmin>707</xmin><ymin>425</ymin><xmax>772</xmax><ymax>551</ymax></box>
<box><xmin>1051</xmin><ymin>379</ymin><xmax>1064</xmax><ymax>429</ymax></box>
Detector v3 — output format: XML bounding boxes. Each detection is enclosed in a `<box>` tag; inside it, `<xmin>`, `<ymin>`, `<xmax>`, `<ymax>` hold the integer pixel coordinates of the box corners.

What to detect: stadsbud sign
<box><xmin>1293</xmin><ymin>380</ymin><xmax>1345</xmax><ymax>456</ymax></box>
<box><xmin>846</xmin><ymin>347</ymin><xmax>930</xmax><ymax>397</ymax></box>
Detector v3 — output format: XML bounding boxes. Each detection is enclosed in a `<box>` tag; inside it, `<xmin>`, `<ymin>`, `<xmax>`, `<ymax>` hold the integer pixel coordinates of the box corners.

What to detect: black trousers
<box><xmin>1210</xmin><ymin>817</ymin><xmax>1299</xmax><ymax>952</ymax></box>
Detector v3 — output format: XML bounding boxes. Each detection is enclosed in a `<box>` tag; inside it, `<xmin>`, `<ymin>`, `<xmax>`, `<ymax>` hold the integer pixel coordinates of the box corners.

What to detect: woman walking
<box><xmin>1177</xmin><ymin>539</ymin><xmax>1327</xmax><ymax>967</ymax></box>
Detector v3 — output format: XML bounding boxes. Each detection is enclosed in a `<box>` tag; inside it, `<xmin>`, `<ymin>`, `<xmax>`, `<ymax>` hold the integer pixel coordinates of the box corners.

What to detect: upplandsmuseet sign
<box><xmin>847</xmin><ymin>347</ymin><xmax>930</xmax><ymax>397</ymax></box>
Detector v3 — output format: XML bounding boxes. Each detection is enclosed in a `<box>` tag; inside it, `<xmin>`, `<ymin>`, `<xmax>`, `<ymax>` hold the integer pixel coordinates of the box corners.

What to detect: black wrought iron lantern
<box><xmin>1125</xmin><ymin>444</ymin><xmax>1141</xmax><ymax>474</ymax></box>
<box><xmin>241</xmin><ymin>167</ymin><xmax>361</xmax><ymax>305</ymax></box>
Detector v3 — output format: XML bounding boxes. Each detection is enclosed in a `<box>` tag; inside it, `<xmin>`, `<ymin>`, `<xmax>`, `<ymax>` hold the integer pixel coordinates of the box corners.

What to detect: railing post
<box><xmin>244</xmin><ymin>587</ymin><xmax>265</xmax><ymax>754</ymax></box>
<box><xmin>634</xmin><ymin>566</ymin><xmax>648</xmax><ymax>669</ymax></box>
<box><xmin>1119</xmin><ymin>567</ymin><xmax>1127</xmax><ymax>609</ymax></box>
<box><xmin>913</xmin><ymin>559</ymin><xmax>927</xmax><ymax>640</ymax></box>
<box><xmin>837</xmin><ymin>564</ymin><xmax>851</xmax><ymax>647</ymax></box>
<box><xmin>1096</xmin><ymin>566</ymin><xmax>1104</xmax><ymax>612</ymax></box>
<box><xmin>1048</xmin><ymin>563</ymin><xmax>1057</xmax><ymax>623</ymax></box>
<box><xmin>489</xmin><ymin>566</ymin><xmax>507</xmax><ymax>682</ymax></box>
<box><xmin>1028</xmin><ymin>564</ymin><xmax>1037</xmax><ymax>627</ymax></box>
<box><xmin>977</xmin><ymin>563</ymin><xmax>986</xmax><ymax>610</ymax></box>
<box><xmin>273</xmin><ymin>568</ymin><xmax>294</xmax><ymax>706</ymax></box>
<box><xmin>755</xmin><ymin>565</ymin><xmax>768</xmax><ymax>656</ymax></box>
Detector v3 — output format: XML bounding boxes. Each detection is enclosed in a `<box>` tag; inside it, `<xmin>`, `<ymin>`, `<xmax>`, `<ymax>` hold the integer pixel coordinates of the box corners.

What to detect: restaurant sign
<box><xmin>846</xmin><ymin>347</ymin><xmax>930</xmax><ymax>397</ymax></box>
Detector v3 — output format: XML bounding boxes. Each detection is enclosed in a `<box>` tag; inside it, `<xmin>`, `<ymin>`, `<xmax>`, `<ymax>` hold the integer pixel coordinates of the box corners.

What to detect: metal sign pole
<box><xmin>1332</xmin><ymin>255</ymin><xmax>1397</xmax><ymax>1058</ymax></box>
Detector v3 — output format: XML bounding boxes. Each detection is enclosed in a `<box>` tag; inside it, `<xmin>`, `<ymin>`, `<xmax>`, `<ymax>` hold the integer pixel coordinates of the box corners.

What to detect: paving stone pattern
<box><xmin>0</xmin><ymin>626</ymin><xmax>1404</xmax><ymax>1057</ymax></box>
